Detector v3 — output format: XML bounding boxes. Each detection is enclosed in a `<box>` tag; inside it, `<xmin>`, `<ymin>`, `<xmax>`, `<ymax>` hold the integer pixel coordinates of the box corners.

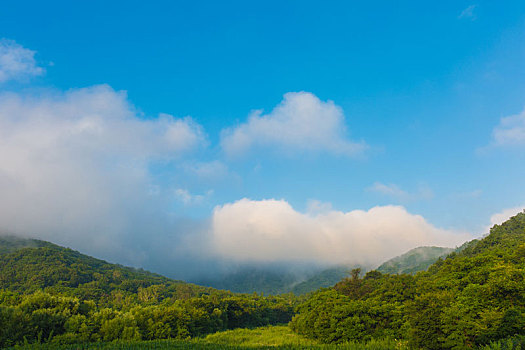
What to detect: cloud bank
<box><xmin>211</xmin><ymin>198</ymin><xmax>472</xmax><ymax>266</ymax></box>
<box><xmin>0</xmin><ymin>39</ymin><xmax>44</xmax><ymax>83</ymax></box>
<box><xmin>221</xmin><ymin>92</ymin><xmax>366</xmax><ymax>157</ymax></box>
<box><xmin>0</xmin><ymin>84</ymin><xmax>206</xmax><ymax>269</ymax></box>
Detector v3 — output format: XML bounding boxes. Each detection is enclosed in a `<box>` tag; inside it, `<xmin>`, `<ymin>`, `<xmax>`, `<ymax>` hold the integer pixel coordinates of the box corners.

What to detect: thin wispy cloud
<box><xmin>175</xmin><ymin>188</ymin><xmax>213</xmax><ymax>206</ymax></box>
<box><xmin>458</xmin><ymin>4</ymin><xmax>477</xmax><ymax>20</ymax></box>
<box><xmin>0</xmin><ymin>39</ymin><xmax>44</xmax><ymax>83</ymax></box>
<box><xmin>221</xmin><ymin>92</ymin><xmax>367</xmax><ymax>158</ymax></box>
<box><xmin>450</xmin><ymin>189</ymin><xmax>483</xmax><ymax>200</ymax></box>
<box><xmin>367</xmin><ymin>182</ymin><xmax>434</xmax><ymax>202</ymax></box>
<box><xmin>491</xmin><ymin>107</ymin><xmax>525</xmax><ymax>147</ymax></box>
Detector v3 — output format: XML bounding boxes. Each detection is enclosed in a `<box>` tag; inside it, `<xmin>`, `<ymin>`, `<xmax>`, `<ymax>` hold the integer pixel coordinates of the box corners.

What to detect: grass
<box><xmin>199</xmin><ymin>326</ymin><xmax>407</xmax><ymax>349</ymax></box>
<box><xmin>201</xmin><ymin>325</ymin><xmax>319</xmax><ymax>347</ymax></box>
<box><xmin>8</xmin><ymin>326</ymin><xmax>408</xmax><ymax>349</ymax></box>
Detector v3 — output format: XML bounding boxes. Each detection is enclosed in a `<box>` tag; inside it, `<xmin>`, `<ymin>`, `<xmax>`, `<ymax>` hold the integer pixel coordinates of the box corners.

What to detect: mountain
<box><xmin>0</xmin><ymin>235</ymin><xmax>214</xmax><ymax>304</ymax></box>
<box><xmin>290</xmin><ymin>266</ymin><xmax>351</xmax><ymax>295</ymax></box>
<box><xmin>376</xmin><ymin>246</ymin><xmax>454</xmax><ymax>275</ymax></box>
<box><xmin>0</xmin><ymin>235</ymin><xmax>295</xmax><ymax>347</ymax></box>
<box><xmin>290</xmin><ymin>211</ymin><xmax>525</xmax><ymax>349</ymax></box>
<box><xmin>197</xmin><ymin>265</ymin><xmax>363</xmax><ymax>295</ymax></box>
<box><xmin>196</xmin><ymin>266</ymin><xmax>299</xmax><ymax>295</ymax></box>
<box><xmin>199</xmin><ymin>244</ymin><xmax>457</xmax><ymax>296</ymax></box>
<box><xmin>0</xmin><ymin>235</ymin><xmax>52</xmax><ymax>254</ymax></box>
<box><xmin>199</xmin><ymin>244</ymin><xmax>460</xmax><ymax>296</ymax></box>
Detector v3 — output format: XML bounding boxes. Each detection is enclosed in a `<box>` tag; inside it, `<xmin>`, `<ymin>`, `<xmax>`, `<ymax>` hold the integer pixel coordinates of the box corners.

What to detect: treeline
<box><xmin>290</xmin><ymin>211</ymin><xmax>525</xmax><ymax>349</ymax></box>
<box><xmin>0</xmin><ymin>289</ymin><xmax>294</xmax><ymax>347</ymax></box>
<box><xmin>0</xmin><ymin>237</ymin><xmax>295</xmax><ymax>347</ymax></box>
<box><xmin>0</xmin><ymin>241</ymin><xmax>215</xmax><ymax>305</ymax></box>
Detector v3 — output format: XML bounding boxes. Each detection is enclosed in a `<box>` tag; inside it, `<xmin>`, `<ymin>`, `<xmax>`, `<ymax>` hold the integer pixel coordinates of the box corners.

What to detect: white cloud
<box><xmin>458</xmin><ymin>5</ymin><xmax>477</xmax><ymax>20</ymax></box>
<box><xmin>220</xmin><ymin>92</ymin><xmax>366</xmax><ymax>157</ymax></box>
<box><xmin>0</xmin><ymin>39</ymin><xmax>44</xmax><ymax>83</ymax></box>
<box><xmin>211</xmin><ymin>198</ymin><xmax>471</xmax><ymax>266</ymax></box>
<box><xmin>488</xmin><ymin>205</ymin><xmax>525</xmax><ymax>228</ymax></box>
<box><xmin>0</xmin><ymin>85</ymin><xmax>207</xmax><ymax>266</ymax></box>
<box><xmin>491</xmin><ymin>108</ymin><xmax>525</xmax><ymax>146</ymax></box>
<box><xmin>367</xmin><ymin>182</ymin><xmax>433</xmax><ymax>202</ymax></box>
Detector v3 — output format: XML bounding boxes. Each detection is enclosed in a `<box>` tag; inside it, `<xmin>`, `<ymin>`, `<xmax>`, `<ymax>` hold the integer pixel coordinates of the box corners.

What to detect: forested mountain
<box><xmin>199</xmin><ymin>245</ymin><xmax>458</xmax><ymax>296</ymax></box>
<box><xmin>0</xmin><ymin>235</ymin><xmax>52</xmax><ymax>254</ymax></box>
<box><xmin>196</xmin><ymin>267</ymin><xmax>300</xmax><ymax>295</ymax></box>
<box><xmin>197</xmin><ymin>265</ymin><xmax>360</xmax><ymax>296</ymax></box>
<box><xmin>0</xmin><ymin>236</ymin><xmax>295</xmax><ymax>347</ymax></box>
<box><xmin>3</xmin><ymin>211</ymin><xmax>525</xmax><ymax>349</ymax></box>
<box><xmin>376</xmin><ymin>246</ymin><xmax>454</xmax><ymax>275</ymax></box>
<box><xmin>290</xmin><ymin>266</ymin><xmax>351</xmax><ymax>295</ymax></box>
<box><xmin>290</xmin><ymin>211</ymin><xmax>525</xmax><ymax>349</ymax></box>
<box><xmin>0</xmin><ymin>235</ymin><xmax>212</xmax><ymax>304</ymax></box>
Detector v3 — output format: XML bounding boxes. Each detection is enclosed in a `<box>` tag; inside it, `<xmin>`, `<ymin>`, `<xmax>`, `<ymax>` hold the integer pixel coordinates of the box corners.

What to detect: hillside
<box><xmin>0</xmin><ymin>235</ymin><xmax>52</xmax><ymax>254</ymax></box>
<box><xmin>199</xmin><ymin>245</ymin><xmax>454</xmax><ymax>296</ymax></box>
<box><xmin>377</xmin><ymin>246</ymin><xmax>454</xmax><ymax>275</ymax></box>
<box><xmin>290</xmin><ymin>266</ymin><xmax>355</xmax><ymax>295</ymax></box>
<box><xmin>290</xmin><ymin>210</ymin><xmax>525</xmax><ymax>349</ymax></box>
<box><xmin>0</xmin><ymin>235</ymin><xmax>215</xmax><ymax>304</ymax></box>
<box><xmin>0</xmin><ymin>236</ymin><xmax>295</xmax><ymax>347</ymax></box>
<box><xmin>198</xmin><ymin>265</ymin><xmax>369</xmax><ymax>296</ymax></box>
<box><xmin>196</xmin><ymin>266</ymin><xmax>299</xmax><ymax>295</ymax></box>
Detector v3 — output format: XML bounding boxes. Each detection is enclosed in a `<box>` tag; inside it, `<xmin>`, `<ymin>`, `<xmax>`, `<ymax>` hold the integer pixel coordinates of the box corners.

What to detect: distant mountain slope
<box><xmin>0</xmin><ymin>235</ymin><xmax>214</xmax><ymax>304</ymax></box>
<box><xmin>0</xmin><ymin>236</ymin><xmax>296</xmax><ymax>347</ymax></box>
<box><xmin>377</xmin><ymin>246</ymin><xmax>454</xmax><ymax>275</ymax></box>
<box><xmin>197</xmin><ymin>267</ymin><xmax>299</xmax><ymax>295</ymax></box>
<box><xmin>198</xmin><ymin>265</ymin><xmax>369</xmax><ymax>296</ymax></box>
<box><xmin>200</xmin><ymin>244</ymin><xmax>457</xmax><ymax>295</ymax></box>
<box><xmin>0</xmin><ymin>235</ymin><xmax>52</xmax><ymax>254</ymax></box>
<box><xmin>290</xmin><ymin>266</ymin><xmax>351</xmax><ymax>295</ymax></box>
<box><xmin>291</xmin><ymin>211</ymin><xmax>525</xmax><ymax>349</ymax></box>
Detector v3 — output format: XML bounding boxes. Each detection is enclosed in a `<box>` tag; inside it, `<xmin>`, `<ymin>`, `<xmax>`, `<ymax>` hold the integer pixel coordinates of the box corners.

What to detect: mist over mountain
<box><xmin>193</xmin><ymin>246</ymin><xmax>461</xmax><ymax>295</ymax></box>
<box><xmin>377</xmin><ymin>246</ymin><xmax>455</xmax><ymax>275</ymax></box>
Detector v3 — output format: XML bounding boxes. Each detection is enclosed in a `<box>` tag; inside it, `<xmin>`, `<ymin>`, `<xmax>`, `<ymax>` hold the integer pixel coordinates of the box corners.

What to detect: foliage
<box><xmin>377</xmin><ymin>246</ymin><xmax>454</xmax><ymax>275</ymax></box>
<box><xmin>0</xmin><ymin>236</ymin><xmax>217</xmax><ymax>306</ymax></box>
<box><xmin>5</xmin><ymin>336</ymin><xmax>407</xmax><ymax>349</ymax></box>
<box><xmin>291</xmin><ymin>211</ymin><xmax>525</xmax><ymax>349</ymax></box>
<box><xmin>290</xmin><ymin>270</ymin><xmax>414</xmax><ymax>344</ymax></box>
<box><xmin>0</xmin><ymin>236</ymin><xmax>52</xmax><ymax>255</ymax></box>
<box><xmin>202</xmin><ymin>325</ymin><xmax>319</xmax><ymax>346</ymax></box>
<box><xmin>0</xmin><ymin>289</ymin><xmax>294</xmax><ymax>347</ymax></box>
<box><xmin>4</xmin><ymin>211</ymin><xmax>525</xmax><ymax>349</ymax></box>
<box><xmin>0</xmin><ymin>237</ymin><xmax>295</xmax><ymax>347</ymax></box>
<box><xmin>197</xmin><ymin>265</ymin><xmax>365</xmax><ymax>296</ymax></box>
<box><xmin>290</xmin><ymin>266</ymin><xmax>354</xmax><ymax>295</ymax></box>
<box><xmin>196</xmin><ymin>267</ymin><xmax>300</xmax><ymax>295</ymax></box>
<box><xmin>480</xmin><ymin>335</ymin><xmax>525</xmax><ymax>349</ymax></box>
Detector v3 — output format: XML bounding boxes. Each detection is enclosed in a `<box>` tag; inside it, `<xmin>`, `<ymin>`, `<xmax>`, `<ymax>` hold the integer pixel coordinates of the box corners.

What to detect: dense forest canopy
<box><xmin>0</xmin><ymin>236</ymin><xmax>294</xmax><ymax>347</ymax></box>
<box><xmin>290</xmin><ymin>211</ymin><xmax>525</xmax><ymax>349</ymax></box>
<box><xmin>376</xmin><ymin>246</ymin><xmax>454</xmax><ymax>275</ymax></box>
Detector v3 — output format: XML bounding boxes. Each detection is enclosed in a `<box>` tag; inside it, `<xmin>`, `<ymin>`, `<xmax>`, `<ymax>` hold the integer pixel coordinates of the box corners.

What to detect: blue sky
<box><xmin>1</xmin><ymin>1</ymin><xmax>525</xmax><ymax>277</ymax></box>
